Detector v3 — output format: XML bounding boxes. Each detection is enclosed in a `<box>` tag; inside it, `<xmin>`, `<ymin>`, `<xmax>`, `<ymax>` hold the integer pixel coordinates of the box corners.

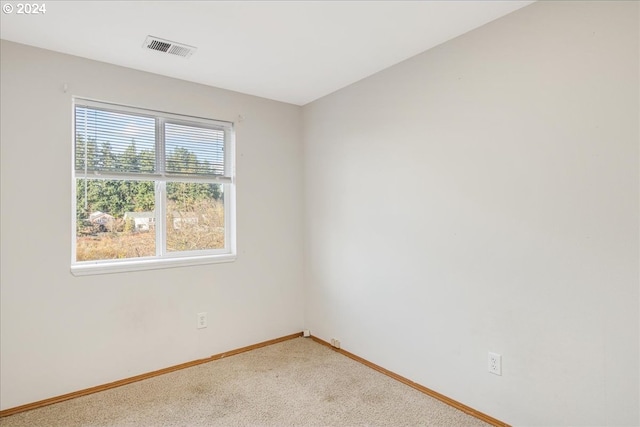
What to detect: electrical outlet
<box><xmin>330</xmin><ymin>338</ymin><xmax>341</xmax><ymax>349</ymax></box>
<box><xmin>197</xmin><ymin>312</ymin><xmax>207</xmax><ymax>329</ymax></box>
<box><xmin>488</xmin><ymin>352</ymin><xmax>502</xmax><ymax>375</ymax></box>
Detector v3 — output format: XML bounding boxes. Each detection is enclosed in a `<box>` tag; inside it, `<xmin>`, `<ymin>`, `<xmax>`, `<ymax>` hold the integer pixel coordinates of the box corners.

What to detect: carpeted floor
<box><xmin>0</xmin><ymin>337</ymin><xmax>490</xmax><ymax>426</ymax></box>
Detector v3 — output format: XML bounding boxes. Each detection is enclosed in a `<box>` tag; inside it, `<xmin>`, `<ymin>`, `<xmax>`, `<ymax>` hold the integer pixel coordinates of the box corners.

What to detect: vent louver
<box><xmin>143</xmin><ymin>36</ymin><xmax>196</xmax><ymax>58</ymax></box>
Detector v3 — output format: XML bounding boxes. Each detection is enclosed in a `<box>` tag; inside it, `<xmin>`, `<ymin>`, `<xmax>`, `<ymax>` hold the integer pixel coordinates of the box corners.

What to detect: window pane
<box><xmin>75</xmin><ymin>106</ymin><xmax>156</xmax><ymax>174</ymax></box>
<box><xmin>76</xmin><ymin>179</ymin><xmax>156</xmax><ymax>261</ymax></box>
<box><xmin>165</xmin><ymin>123</ymin><xmax>225</xmax><ymax>176</ymax></box>
<box><xmin>166</xmin><ymin>183</ymin><xmax>224</xmax><ymax>252</ymax></box>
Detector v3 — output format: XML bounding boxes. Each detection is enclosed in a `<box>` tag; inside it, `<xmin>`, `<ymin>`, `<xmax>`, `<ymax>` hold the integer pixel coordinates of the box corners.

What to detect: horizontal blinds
<box><xmin>75</xmin><ymin>106</ymin><xmax>156</xmax><ymax>175</ymax></box>
<box><xmin>165</xmin><ymin>122</ymin><xmax>225</xmax><ymax>177</ymax></box>
<box><xmin>74</xmin><ymin>101</ymin><xmax>230</xmax><ymax>180</ymax></box>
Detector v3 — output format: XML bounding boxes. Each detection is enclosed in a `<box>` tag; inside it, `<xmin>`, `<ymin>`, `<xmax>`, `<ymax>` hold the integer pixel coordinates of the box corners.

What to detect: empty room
<box><xmin>0</xmin><ymin>1</ymin><xmax>638</xmax><ymax>426</ymax></box>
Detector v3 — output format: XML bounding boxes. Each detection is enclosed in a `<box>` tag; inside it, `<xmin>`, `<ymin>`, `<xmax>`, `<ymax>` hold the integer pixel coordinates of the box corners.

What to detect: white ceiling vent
<box><xmin>143</xmin><ymin>36</ymin><xmax>196</xmax><ymax>58</ymax></box>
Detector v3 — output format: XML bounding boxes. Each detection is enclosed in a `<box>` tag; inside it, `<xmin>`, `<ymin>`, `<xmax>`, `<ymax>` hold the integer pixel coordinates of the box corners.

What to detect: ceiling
<box><xmin>0</xmin><ymin>1</ymin><xmax>534</xmax><ymax>105</ymax></box>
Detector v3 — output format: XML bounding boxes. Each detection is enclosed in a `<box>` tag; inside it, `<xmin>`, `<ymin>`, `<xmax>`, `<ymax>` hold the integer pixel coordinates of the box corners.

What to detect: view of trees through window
<box><xmin>75</xmin><ymin>135</ymin><xmax>225</xmax><ymax>262</ymax></box>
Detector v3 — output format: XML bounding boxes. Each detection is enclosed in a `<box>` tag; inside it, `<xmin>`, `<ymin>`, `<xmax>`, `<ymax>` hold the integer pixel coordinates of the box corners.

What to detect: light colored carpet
<box><xmin>0</xmin><ymin>337</ymin><xmax>490</xmax><ymax>426</ymax></box>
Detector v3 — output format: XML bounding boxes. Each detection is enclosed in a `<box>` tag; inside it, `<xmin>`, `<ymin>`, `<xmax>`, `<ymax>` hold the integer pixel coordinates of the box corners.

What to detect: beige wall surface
<box><xmin>0</xmin><ymin>40</ymin><xmax>304</xmax><ymax>410</ymax></box>
<box><xmin>303</xmin><ymin>1</ymin><xmax>638</xmax><ymax>425</ymax></box>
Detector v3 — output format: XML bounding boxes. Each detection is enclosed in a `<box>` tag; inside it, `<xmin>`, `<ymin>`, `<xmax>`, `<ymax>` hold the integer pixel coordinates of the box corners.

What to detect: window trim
<box><xmin>71</xmin><ymin>252</ymin><xmax>237</xmax><ymax>276</ymax></box>
<box><xmin>70</xmin><ymin>98</ymin><xmax>236</xmax><ymax>276</ymax></box>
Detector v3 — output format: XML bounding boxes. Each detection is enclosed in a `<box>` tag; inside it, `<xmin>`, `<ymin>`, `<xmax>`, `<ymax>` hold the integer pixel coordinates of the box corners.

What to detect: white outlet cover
<box><xmin>488</xmin><ymin>352</ymin><xmax>502</xmax><ymax>375</ymax></box>
<box><xmin>197</xmin><ymin>312</ymin><xmax>207</xmax><ymax>329</ymax></box>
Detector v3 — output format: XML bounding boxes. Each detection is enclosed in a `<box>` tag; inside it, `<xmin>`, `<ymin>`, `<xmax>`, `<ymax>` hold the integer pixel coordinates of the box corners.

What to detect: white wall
<box><xmin>0</xmin><ymin>40</ymin><xmax>304</xmax><ymax>410</ymax></box>
<box><xmin>303</xmin><ymin>1</ymin><xmax>639</xmax><ymax>426</ymax></box>
<box><xmin>2</xmin><ymin>2</ymin><xmax>639</xmax><ymax>424</ymax></box>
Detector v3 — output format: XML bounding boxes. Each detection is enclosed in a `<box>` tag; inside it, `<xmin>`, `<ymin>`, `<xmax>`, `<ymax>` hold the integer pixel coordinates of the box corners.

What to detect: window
<box><xmin>72</xmin><ymin>99</ymin><xmax>235</xmax><ymax>275</ymax></box>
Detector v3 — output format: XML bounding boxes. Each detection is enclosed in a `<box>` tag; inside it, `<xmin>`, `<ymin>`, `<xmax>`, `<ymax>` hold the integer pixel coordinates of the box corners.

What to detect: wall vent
<box><xmin>143</xmin><ymin>36</ymin><xmax>196</xmax><ymax>58</ymax></box>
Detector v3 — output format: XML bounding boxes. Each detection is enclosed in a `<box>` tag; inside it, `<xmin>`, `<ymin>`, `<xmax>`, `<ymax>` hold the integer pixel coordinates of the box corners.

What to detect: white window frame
<box><xmin>71</xmin><ymin>98</ymin><xmax>236</xmax><ymax>276</ymax></box>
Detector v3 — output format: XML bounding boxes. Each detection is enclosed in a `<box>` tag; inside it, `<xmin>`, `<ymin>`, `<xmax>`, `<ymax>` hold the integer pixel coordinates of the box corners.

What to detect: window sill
<box><xmin>71</xmin><ymin>253</ymin><xmax>236</xmax><ymax>276</ymax></box>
